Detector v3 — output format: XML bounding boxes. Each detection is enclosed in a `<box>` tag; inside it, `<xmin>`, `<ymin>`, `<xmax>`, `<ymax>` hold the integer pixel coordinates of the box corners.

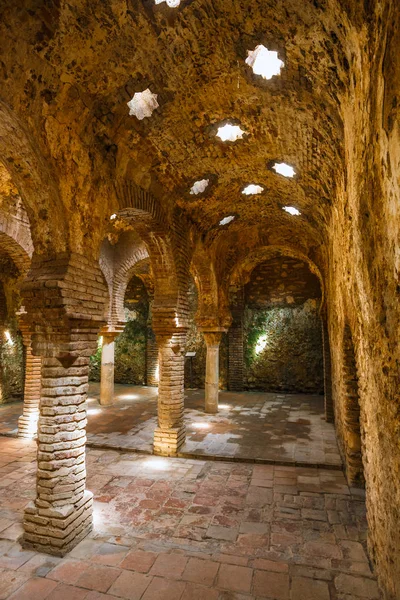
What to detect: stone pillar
<box><xmin>203</xmin><ymin>331</ymin><xmax>223</xmax><ymax>414</ymax></box>
<box><xmin>153</xmin><ymin>330</ymin><xmax>186</xmax><ymax>456</ymax></box>
<box><xmin>100</xmin><ymin>333</ymin><xmax>117</xmax><ymax>406</ymax></box>
<box><xmin>20</xmin><ymin>253</ymin><xmax>107</xmax><ymax>556</ymax></box>
<box><xmin>321</xmin><ymin>317</ymin><xmax>334</xmax><ymax>423</ymax></box>
<box><xmin>18</xmin><ymin>327</ymin><xmax>41</xmax><ymax>438</ymax></box>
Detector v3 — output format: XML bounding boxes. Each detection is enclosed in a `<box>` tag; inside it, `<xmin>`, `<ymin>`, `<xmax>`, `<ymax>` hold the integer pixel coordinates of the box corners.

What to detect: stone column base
<box><xmin>153</xmin><ymin>426</ymin><xmax>185</xmax><ymax>456</ymax></box>
<box><xmin>22</xmin><ymin>490</ymin><xmax>93</xmax><ymax>556</ymax></box>
<box><xmin>17</xmin><ymin>413</ymin><xmax>39</xmax><ymax>439</ymax></box>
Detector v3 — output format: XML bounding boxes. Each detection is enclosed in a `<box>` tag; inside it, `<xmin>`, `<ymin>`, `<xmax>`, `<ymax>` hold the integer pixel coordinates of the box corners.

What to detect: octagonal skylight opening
<box><xmin>272</xmin><ymin>162</ymin><xmax>296</xmax><ymax>178</ymax></box>
<box><xmin>216</xmin><ymin>123</ymin><xmax>245</xmax><ymax>143</ymax></box>
<box><xmin>190</xmin><ymin>179</ymin><xmax>209</xmax><ymax>195</ymax></box>
<box><xmin>246</xmin><ymin>45</ymin><xmax>284</xmax><ymax>80</ymax></box>
<box><xmin>110</xmin><ymin>213</ymin><xmax>117</xmax><ymax>220</ymax></box>
<box><xmin>242</xmin><ymin>184</ymin><xmax>264</xmax><ymax>196</ymax></box>
<box><xmin>155</xmin><ymin>0</ymin><xmax>180</xmax><ymax>6</ymax></box>
<box><xmin>127</xmin><ymin>89</ymin><xmax>159</xmax><ymax>120</ymax></box>
<box><xmin>283</xmin><ymin>206</ymin><xmax>301</xmax><ymax>216</ymax></box>
<box><xmin>219</xmin><ymin>215</ymin><xmax>235</xmax><ymax>226</ymax></box>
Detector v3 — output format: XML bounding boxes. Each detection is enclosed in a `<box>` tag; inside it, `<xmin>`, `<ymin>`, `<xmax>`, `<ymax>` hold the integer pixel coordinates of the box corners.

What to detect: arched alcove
<box><xmin>228</xmin><ymin>254</ymin><xmax>323</xmax><ymax>393</ymax></box>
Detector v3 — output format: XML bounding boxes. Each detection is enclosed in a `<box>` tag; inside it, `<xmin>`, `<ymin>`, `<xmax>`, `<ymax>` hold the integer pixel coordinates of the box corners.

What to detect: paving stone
<box><xmin>150</xmin><ymin>553</ymin><xmax>188</xmax><ymax>579</ymax></box>
<box><xmin>290</xmin><ymin>576</ymin><xmax>330</xmax><ymax>600</ymax></box>
<box><xmin>181</xmin><ymin>582</ymin><xmax>219</xmax><ymax>600</ymax></box>
<box><xmin>47</xmin><ymin>559</ymin><xmax>90</xmax><ymax>585</ymax></box>
<box><xmin>75</xmin><ymin>564</ymin><xmax>121</xmax><ymax>593</ymax></box>
<box><xmin>182</xmin><ymin>557</ymin><xmax>219</xmax><ymax>585</ymax></box>
<box><xmin>91</xmin><ymin>543</ymin><xmax>130</xmax><ymax>567</ymax></box>
<box><xmin>108</xmin><ymin>570</ymin><xmax>152</xmax><ymax>599</ymax></box>
<box><xmin>217</xmin><ymin>564</ymin><xmax>253</xmax><ymax>593</ymax></box>
<box><xmin>18</xmin><ymin>554</ymin><xmax>62</xmax><ymax>577</ymax></box>
<box><xmin>0</xmin><ymin>571</ymin><xmax>28</xmax><ymax>599</ymax></box>
<box><xmin>120</xmin><ymin>549</ymin><xmax>157</xmax><ymax>573</ymax></box>
<box><xmin>207</xmin><ymin>525</ymin><xmax>239</xmax><ymax>541</ymax></box>
<box><xmin>7</xmin><ymin>577</ymin><xmax>58</xmax><ymax>600</ymax></box>
<box><xmin>252</xmin><ymin>570</ymin><xmax>289</xmax><ymax>599</ymax></box>
<box><xmin>46</xmin><ymin>583</ymin><xmax>90</xmax><ymax>600</ymax></box>
<box><xmin>340</xmin><ymin>541</ymin><xmax>369</xmax><ymax>562</ymax></box>
<box><xmin>335</xmin><ymin>573</ymin><xmax>381</xmax><ymax>598</ymax></box>
<box><xmin>251</xmin><ymin>559</ymin><xmax>288</xmax><ymax>572</ymax></box>
<box><xmin>141</xmin><ymin>577</ymin><xmax>185</xmax><ymax>600</ymax></box>
<box><xmin>85</xmin><ymin>592</ymin><xmax>122</xmax><ymax>600</ymax></box>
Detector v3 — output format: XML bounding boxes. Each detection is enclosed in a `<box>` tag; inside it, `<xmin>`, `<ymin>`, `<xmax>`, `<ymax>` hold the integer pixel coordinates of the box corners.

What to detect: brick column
<box><xmin>321</xmin><ymin>317</ymin><xmax>334</xmax><ymax>423</ymax></box>
<box><xmin>17</xmin><ymin>324</ymin><xmax>41</xmax><ymax>438</ymax></box>
<box><xmin>24</xmin><ymin>353</ymin><xmax>93</xmax><ymax>554</ymax></box>
<box><xmin>100</xmin><ymin>332</ymin><xmax>117</xmax><ymax>406</ymax></box>
<box><xmin>146</xmin><ymin>327</ymin><xmax>158</xmax><ymax>386</ymax></box>
<box><xmin>0</xmin><ymin>283</ymin><xmax>7</xmax><ymax>403</ymax></box>
<box><xmin>228</xmin><ymin>288</ymin><xmax>244</xmax><ymax>391</ymax></box>
<box><xmin>20</xmin><ymin>253</ymin><xmax>107</xmax><ymax>556</ymax></box>
<box><xmin>153</xmin><ymin>330</ymin><xmax>186</xmax><ymax>456</ymax></box>
<box><xmin>203</xmin><ymin>331</ymin><xmax>223</xmax><ymax>414</ymax></box>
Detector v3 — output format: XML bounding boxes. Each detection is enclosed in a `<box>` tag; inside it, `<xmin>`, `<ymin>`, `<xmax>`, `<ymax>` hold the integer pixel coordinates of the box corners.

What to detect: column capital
<box><xmin>99</xmin><ymin>329</ymin><xmax>120</xmax><ymax>342</ymax></box>
<box><xmin>202</xmin><ymin>330</ymin><xmax>224</xmax><ymax>347</ymax></box>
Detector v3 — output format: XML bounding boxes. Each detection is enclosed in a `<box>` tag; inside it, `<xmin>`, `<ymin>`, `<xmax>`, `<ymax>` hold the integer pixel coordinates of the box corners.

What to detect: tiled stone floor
<box><xmin>0</xmin><ymin>384</ymin><xmax>342</xmax><ymax>467</ymax></box>
<box><xmin>0</xmin><ymin>437</ymin><xmax>380</xmax><ymax>599</ymax></box>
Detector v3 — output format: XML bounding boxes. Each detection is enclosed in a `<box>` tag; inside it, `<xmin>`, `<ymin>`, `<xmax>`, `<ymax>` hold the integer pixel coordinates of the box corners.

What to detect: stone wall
<box><xmin>327</xmin><ymin>5</ymin><xmax>400</xmax><ymax>596</ymax></box>
<box><xmin>242</xmin><ymin>257</ymin><xmax>323</xmax><ymax>393</ymax></box>
<box><xmin>244</xmin><ymin>301</ymin><xmax>323</xmax><ymax>393</ymax></box>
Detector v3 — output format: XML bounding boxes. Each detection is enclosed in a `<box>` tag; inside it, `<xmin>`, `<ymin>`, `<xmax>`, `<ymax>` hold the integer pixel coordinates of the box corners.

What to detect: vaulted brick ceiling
<box><xmin>0</xmin><ymin>0</ymin><xmax>357</xmax><ymax>265</ymax></box>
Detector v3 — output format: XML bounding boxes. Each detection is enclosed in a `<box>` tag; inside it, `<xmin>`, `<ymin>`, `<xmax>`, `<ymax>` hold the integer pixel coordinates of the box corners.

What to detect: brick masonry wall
<box><xmin>228</xmin><ymin>286</ymin><xmax>245</xmax><ymax>391</ymax></box>
<box><xmin>242</xmin><ymin>257</ymin><xmax>323</xmax><ymax>393</ymax></box>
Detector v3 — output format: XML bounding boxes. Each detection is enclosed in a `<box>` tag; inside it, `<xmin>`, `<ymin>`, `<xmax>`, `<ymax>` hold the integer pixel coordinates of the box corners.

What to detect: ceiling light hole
<box><xmin>219</xmin><ymin>215</ymin><xmax>235</xmax><ymax>226</ymax></box>
<box><xmin>246</xmin><ymin>45</ymin><xmax>284</xmax><ymax>80</ymax></box>
<box><xmin>216</xmin><ymin>123</ymin><xmax>245</xmax><ymax>143</ymax></box>
<box><xmin>190</xmin><ymin>179</ymin><xmax>209</xmax><ymax>195</ymax></box>
<box><xmin>272</xmin><ymin>162</ymin><xmax>296</xmax><ymax>178</ymax></box>
<box><xmin>155</xmin><ymin>0</ymin><xmax>180</xmax><ymax>6</ymax></box>
<box><xmin>127</xmin><ymin>89</ymin><xmax>159</xmax><ymax>120</ymax></box>
<box><xmin>283</xmin><ymin>206</ymin><xmax>301</xmax><ymax>216</ymax></box>
<box><xmin>110</xmin><ymin>214</ymin><xmax>117</xmax><ymax>220</ymax></box>
<box><xmin>242</xmin><ymin>184</ymin><xmax>264</xmax><ymax>196</ymax></box>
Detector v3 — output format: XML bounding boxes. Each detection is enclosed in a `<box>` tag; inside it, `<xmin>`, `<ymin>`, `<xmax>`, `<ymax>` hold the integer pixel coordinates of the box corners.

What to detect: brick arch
<box><xmin>0</xmin><ymin>211</ymin><xmax>32</xmax><ymax>277</ymax></box>
<box><xmin>115</xmin><ymin>181</ymin><xmax>191</xmax><ymax>332</ymax></box>
<box><xmin>229</xmin><ymin>245</ymin><xmax>325</xmax><ymax>308</ymax></box>
<box><xmin>112</xmin><ymin>248</ymin><xmax>151</xmax><ymax>330</ymax></box>
<box><xmin>190</xmin><ymin>241</ymin><xmax>228</xmax><ymax>329</ymax></box>
<box><xmin>0</xmin><ymin>102</ymin><xmax>66</xmax><ymax>254</ymax></box>
<box><xmin>99</xmin><ymin>256</ymin><xmax>114</xmax><ymax>331</ymax></box>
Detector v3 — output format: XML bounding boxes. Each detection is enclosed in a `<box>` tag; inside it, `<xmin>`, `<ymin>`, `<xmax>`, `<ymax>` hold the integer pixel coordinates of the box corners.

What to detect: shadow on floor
<box><xmin>0</xmin><ymin>384</ymin><xmax>342</xmax><ymax>468</ymax></box>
